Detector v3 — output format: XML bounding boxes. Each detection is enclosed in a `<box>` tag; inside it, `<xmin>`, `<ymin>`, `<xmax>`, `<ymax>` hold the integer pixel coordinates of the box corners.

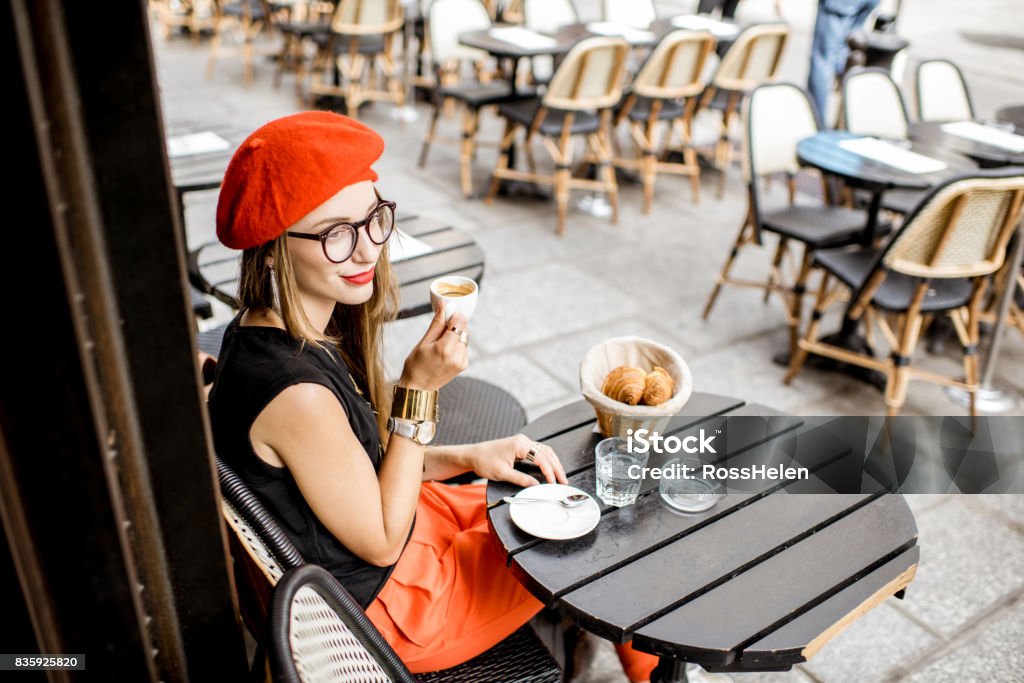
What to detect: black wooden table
<box><xmin>485</xmin><ymin>396</ymin><xmax>919</xmax><ymax>682</ymax></box>
<box><xmin>908</xmin><ymin>120</ymin><xmax>1024</xmax><ymax>168</ymax></box>
<box><xmin>189</xmin><ymin>213</ymin><xmax>485</xmax><ymax>319</ymax></box>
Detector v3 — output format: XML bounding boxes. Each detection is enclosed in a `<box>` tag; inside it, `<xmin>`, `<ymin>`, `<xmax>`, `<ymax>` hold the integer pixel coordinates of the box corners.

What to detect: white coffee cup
<box><xmin>430</xmin><ymin>276</ymin><xmax>478</xmax><ymax>322</ymax></box>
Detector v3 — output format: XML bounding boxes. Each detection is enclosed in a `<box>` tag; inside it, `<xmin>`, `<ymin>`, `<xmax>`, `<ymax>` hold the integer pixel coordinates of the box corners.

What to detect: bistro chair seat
<box><xmin>620</xmin><ymin>96</ymin><xmax>685</xmax><ymax>122</ymax></box>
<box><xmin>314</xmin><ymin>32</ymin><xmax>388</xmax><ymax>56</ymax></box>
<box><xmin>786</xmin><ymin>170</ymin><xmax>1024</xmax><ymax>416</ymax></box>
<box><xmin>763</xmin><ymin>205</ymin><xmax>888</xmax><ymax>248</ymax></box>
<box><xmin>271</xmin><ymin>565</ymin><xmax>561</xmax><ymax>683</ymax></box>
<box><xmin>439</xmin><ymin>81</ymin><xmax>525</xmax><ymax>107</ymax></box>
<box><xmin>814</xmin><ymin>248</ymin><xmax>974</xmax><ymax>313</ymax></box>
<box><xmin>221</xmin><ymin>1</ymin><xmax>266</xmax><ymax>20</ymax></box>
<box><xmin>207</xmin><ymin>0</ymin><xmax>275</xmax><ymax>87</ymax></box>
<box><xmin>882</xmin><ymin>187</ymin><xmax>927</xmax><ymax>215</ymax></box>
<box><xmin>498</xmin><ymin>100</ymin><xmax>603</xmax><ymax>135</ymax></box>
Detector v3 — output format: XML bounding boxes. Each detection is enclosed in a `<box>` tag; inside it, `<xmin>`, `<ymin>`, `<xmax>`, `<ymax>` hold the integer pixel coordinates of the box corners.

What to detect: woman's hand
<box><xmin>463</xmin><ymin>435</ymin><xmax>568</xmax><ymax>488</ymax></box>
<box><xmin>400</xmin><ymin>305</ymin><xmax>469</xmax><ymax>392</ymax></box>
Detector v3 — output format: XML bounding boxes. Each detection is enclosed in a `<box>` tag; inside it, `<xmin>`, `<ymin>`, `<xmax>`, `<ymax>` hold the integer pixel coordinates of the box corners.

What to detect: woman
<box><xmin>208</xmin><ymin>111</ymin><xmax>657</xmax><ymax>681</ymax></box>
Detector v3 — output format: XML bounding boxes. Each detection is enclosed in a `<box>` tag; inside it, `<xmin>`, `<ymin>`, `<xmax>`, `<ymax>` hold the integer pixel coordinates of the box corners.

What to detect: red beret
<box><xmin>216</xmin><ymin>111</ymin><xmax>385</xmax><ymax>250</ymax></box>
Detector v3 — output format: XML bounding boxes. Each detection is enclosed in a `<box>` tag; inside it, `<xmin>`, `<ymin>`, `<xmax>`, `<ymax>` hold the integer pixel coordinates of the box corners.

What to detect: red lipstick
<box><xmin>342</xmin><ymin>267</ymin><xmax>375</xmax><ymax>285</ymax></box>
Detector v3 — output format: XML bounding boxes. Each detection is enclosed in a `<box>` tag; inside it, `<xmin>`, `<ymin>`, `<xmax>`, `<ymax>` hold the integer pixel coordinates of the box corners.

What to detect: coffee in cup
<box><xmin>430</xmin><ymin>276</ymin><xmax>478</xmax><ymax>322</ymax></box>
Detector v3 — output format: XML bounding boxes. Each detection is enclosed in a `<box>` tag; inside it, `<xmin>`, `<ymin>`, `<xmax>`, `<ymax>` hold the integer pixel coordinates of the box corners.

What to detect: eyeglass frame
<box><xmin>285</xmin><ymin>191</ymin><xmax>397</xmax><ymax>264</ymax></box>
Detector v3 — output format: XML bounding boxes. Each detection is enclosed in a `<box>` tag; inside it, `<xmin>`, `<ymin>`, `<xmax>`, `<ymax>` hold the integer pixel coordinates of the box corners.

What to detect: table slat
<box><xmin>740</xmin><ymin>546</ymin><xmax>920</xmax><ymax>668</ymax></box>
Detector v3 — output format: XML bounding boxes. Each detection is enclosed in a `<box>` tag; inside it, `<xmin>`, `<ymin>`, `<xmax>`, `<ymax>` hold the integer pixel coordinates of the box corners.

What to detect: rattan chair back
<box><xmin>711</xmin><ymin>23</ymin><xmax>788</xmax><ymax>92</ymax></box>
<box><xmin>332</xmin><ymin>0</ymin><xmax>404</xmax><ymax>36</ymax></box>
<box><xmin>542</xmin><ymin>36</ymin><xmax>629</xmax><ymax>111</ymax></box>
<box><xmin>632</xmin><ymin>29</ymin><xmax>715</xmax><ymax>101</ymax></box>
<box><xmin>882</xmin><ymin>173</ymin><xmax>1024</xmax><ymax>279</ymax></box>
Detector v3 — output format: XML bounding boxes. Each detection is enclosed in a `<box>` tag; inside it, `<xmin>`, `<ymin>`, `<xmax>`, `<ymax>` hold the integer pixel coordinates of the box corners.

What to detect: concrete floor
<box><xmin>154</xmin><ymin>1</ymin><xmax>1024</xmax><ymax>680</ymax></box>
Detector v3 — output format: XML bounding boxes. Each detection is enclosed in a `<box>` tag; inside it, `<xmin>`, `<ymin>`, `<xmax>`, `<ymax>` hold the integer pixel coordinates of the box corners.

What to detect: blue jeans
<box><xmin>808</xmin><ymin>0</ymin><xmax>880</xmax><ymax>126</ymax></box>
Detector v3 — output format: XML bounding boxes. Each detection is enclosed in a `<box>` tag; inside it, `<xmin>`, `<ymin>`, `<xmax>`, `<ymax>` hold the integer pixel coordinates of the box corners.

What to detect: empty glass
<box><xmin>594</xmin><ymin>437</ymin><xmax>647</xmax><ymax>507</ymax></box>
<box><xmin>660</xmin><ymin>457</ymin><xmax>723</xmax><ymax>513</ymax></box>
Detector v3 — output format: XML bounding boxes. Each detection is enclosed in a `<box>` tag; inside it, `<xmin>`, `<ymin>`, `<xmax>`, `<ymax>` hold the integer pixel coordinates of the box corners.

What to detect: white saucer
<box><xmin>507</xmin><ymin>484</ymin><xmax>601</xmax><ymax>540</ymax></box>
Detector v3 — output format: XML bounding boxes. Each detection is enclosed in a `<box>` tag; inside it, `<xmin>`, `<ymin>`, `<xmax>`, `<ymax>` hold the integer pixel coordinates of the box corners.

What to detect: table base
<box><xmin>652</xmin><ymin>658</ymin><xmax>737</xmax><ymax>683</ymax></box>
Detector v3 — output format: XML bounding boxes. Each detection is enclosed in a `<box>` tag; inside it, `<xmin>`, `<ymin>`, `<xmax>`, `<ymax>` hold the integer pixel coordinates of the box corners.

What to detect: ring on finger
<box><xmin>458</xmin><ymin>330</ymin><xmax>469</xmax><ymax>345</ymax></box>
<box><xmin>525</xmin><ymin>447</ymin><xmax>537</xmax><ymax>463</ymax></box>
<box><xmin>448</xmin><ymin>325</ymin><xmax>462</xmax><ymax>336</ymax></box>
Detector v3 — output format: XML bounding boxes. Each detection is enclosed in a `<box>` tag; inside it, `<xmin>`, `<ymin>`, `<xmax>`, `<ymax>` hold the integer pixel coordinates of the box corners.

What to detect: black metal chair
<box><xmin>271</xmin><ymin>564</ymin><xmax>561</xmax><ymax>683</ymax></box>
<box><xmin>703</xmin><ymin>82</ymin><xmax>891</xmax><ymax>353</ymax></box>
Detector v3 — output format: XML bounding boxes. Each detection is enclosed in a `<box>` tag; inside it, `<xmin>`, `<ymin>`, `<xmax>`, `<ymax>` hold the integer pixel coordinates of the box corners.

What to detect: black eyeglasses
<box><xmin>286</xmin><ymin>194</ymin><xmax>397</xmax><ymax>263</ymax></box>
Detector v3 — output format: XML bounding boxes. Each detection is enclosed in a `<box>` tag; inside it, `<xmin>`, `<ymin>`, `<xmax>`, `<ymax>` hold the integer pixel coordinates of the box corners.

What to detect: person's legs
<box><xmin>720</xmin><ymin>0</ymin><xmax>742</xmax><ymax>18</ymax></box>
<box><xmin>808</xmin><ymin>6</ymin><xmax>846</xmax><ymax>125</ymax></box>
<box><xmin>697</xmin><ymin>0</ymin><xmax>724</xmax><ymax>15</ymax></box>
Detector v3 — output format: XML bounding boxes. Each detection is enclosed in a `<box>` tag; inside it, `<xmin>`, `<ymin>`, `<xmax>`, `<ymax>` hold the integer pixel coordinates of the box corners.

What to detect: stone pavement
<box><xmin>153</xmin><ymin>1</ymin><xmax>1024</xmax><ymax>680</ymax></box>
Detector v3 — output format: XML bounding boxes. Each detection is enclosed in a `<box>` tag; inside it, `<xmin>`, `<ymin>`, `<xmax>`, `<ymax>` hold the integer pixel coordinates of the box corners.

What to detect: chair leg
<box><xmin>642</xmin><ymin>151</ymin><xmax>656</xmax><ymax>215</ymax></box>
<box><xmin>555</xmin><ymin>166</ymin><xmax>571</xmax><ymax>236</ymax></box>
<box><xmin>206</xmin><ymin>21</ymin><xmax>222</xmax><ymax>79</ymax></box>
<box><xmin>460</xmin><ymin>108</ymin><xmax>480</xmax><ymax>198</ymax></box>
<box><xmin>764</xmin><ymin>237</ymin><xmax>788</xmax><ymax>304</ymax></box>
<box><xmin>485</xmin><ymin>120</ymin><xmax>516</xmax><ymax>205</ymax></box>
<box><xmin>597</xmin><ymin>117</ymin><xmax>619</xmax><ymax>224</ymax></box>
<box><xmin>885</xmin><ymin>286</ymin><xmax>928</xmax><ymax>416</ymax></box>
<box><xmin>703</xmin><ymin>214</ymin><xmax>754</xmax><ymax>320</ymax></box>
<box><xmin>788</xmin><ymin>249</ymin><xmax>814</xmax><ymax>356</ymax></box>
<box><xmin>418</xmin><ymin>103</ymin><xmax>441</xmax><ymax>168</ymax></box>
<box><xmin>785</xmin><ymin>272</ymin><xmax>832</xmax><ymax>385</ymax></box>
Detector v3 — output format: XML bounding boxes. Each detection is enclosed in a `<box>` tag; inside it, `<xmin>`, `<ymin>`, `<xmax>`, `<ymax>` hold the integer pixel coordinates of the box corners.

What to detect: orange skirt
<box><xmin>364</xmin><ymin>481</ymin><xmax>659</xmax><ymax>681</ymax></box>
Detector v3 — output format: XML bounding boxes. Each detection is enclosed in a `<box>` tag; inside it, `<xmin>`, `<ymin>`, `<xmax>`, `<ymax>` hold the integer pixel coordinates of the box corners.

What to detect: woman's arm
<box><xmin>252</xmin><ymin>382</ymin><xmax>424</xmax><ymax>567</ymax></box>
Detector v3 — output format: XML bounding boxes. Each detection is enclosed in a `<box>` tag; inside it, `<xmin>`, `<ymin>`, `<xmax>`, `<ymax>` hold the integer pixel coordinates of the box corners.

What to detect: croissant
<box><xmin>602</xmin><ymin>366</ymin><xmax>647</xmax><ymax>405</ymax></box>
<box><xmin>643</xmin><ymin>366</ymin><xmax>675</xmax><ymax>406</ymax></box>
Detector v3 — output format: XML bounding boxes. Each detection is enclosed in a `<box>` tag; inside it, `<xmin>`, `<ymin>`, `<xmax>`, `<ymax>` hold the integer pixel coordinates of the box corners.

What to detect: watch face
<box><xmin>417</xmin><ymin>421</ymin><xmax>436</xmax><ymax>444</ymax></box>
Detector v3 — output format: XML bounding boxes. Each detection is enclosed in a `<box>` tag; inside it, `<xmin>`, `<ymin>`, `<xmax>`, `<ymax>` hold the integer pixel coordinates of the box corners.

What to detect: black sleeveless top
<box><xmin>208</xmin><ymin>313</ymin><xmax>411</xmax><ymax>608</ymax></box>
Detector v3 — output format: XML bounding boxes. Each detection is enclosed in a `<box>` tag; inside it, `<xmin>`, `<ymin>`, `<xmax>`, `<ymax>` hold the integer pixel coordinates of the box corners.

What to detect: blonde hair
<box><xmin>238</xmin><ymin>234</ymin><xmax>400</xmax><ymax>443</ymax></box>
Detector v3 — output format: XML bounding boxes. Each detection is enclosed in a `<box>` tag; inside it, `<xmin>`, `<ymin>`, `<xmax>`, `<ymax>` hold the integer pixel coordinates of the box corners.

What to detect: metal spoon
<box><xmin>503</xmin><ymin>494</ymin><xmax>590</xmax><ymax>508</ymax></box>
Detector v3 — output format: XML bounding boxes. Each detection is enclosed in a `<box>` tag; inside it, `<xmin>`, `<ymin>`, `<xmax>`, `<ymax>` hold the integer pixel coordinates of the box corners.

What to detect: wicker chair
<box><xmin>613</xmin><ymin>29</ymin><xmax>716</xmax><ymax>211</ymax></box>
<box><xmin>785</xmin><ymin>170</ymin><xmax>1024</xmax><ymax>415</ymax></box>
<box><xmin>271</xmin><ymin>565</ymin><xmax>561</xmax><ymax>683</ymax></box>
<box><xmin>915</xmin><ymin>58</ymin><xmax>974</xmax><ymax>122</ymax></box>
<box><xmin>308</xmin><ymin>0</ymin><xmax>405</xmax><ymax>116</ymax></box>
<box><xmin>217</xmin><ymin>457</ymin><xmax>306</xmax><ymax>679</ymax></box>
<box><xmin>523</xmin><ymin>0</ymin><xmax>577</xmax><ymax>35</ymax></box>
<box><xmin>703</xmin><ymin>82</ymin><xmax>890</xmax><ymax>352</ymax></box>
<box><xmin>696</xmin><ymin>22</ymin><xmax>789</xmax><ymax>197</ymax></box>
<box><xmin>419</xmin><ymin>0</ymin><xmax>532</xmax><ymax>198</ymax></box>
<box><xmin>485</xmin><ymin>36</ymin><xmax>630</xmax><ymax>235</ymax></box>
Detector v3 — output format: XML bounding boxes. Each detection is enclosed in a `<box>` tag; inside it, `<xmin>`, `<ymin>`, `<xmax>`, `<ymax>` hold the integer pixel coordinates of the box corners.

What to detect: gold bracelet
<box><xmin>391</xmin><ymin>386</ymin><xmax>439</xmax><ymax>422</ymax></box>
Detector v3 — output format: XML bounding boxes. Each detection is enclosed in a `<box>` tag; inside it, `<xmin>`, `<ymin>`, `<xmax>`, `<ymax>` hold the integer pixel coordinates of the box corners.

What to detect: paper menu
<box><xmin>488</xmin><ymin>26</ymin><xmax>559</xmax><ymax>50</ymax></box>
<box><xmin>940</xmin><ymin>121</ymin><xmax>1024</xmax><ymax>153</ymax></box>
<box><xmin>167</xmin><ymin>131</ymin><xmax>230</xmax><ymax>158</ymax></box>
<box><xmin>838</xmin><ymin>137</ymin><xmax>948</xmax><ymax>174</ymax></box>
<box><xmin>670</xmin><ymin>14</ymin><xmax>741</xmax><ymax>38</ymax></box>
<box><xmin>585</xmin><ymin>22</ymin><xmax>656</xmax><ymax>44</ymax></box>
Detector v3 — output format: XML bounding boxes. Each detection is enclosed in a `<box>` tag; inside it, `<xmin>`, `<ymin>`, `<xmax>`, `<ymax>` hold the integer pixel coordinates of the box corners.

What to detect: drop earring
<box><xmin>268</xmin><ymin>263</ymin><xmax>281</xmax><ymax>313</ymax></box>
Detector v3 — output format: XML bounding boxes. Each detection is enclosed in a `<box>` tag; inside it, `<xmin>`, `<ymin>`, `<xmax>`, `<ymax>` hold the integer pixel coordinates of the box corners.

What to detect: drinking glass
<box><xmin>659</xmin><ymin>457</ymin><xmax>723</xmax><ymax>513</ymax></box>
<box><xmin>594</xmin><ymin>437</ymin><xmax>647</xmax><ymax>507</ymax></box>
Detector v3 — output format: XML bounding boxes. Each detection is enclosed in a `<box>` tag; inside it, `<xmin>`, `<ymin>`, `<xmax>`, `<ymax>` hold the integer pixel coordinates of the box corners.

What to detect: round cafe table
<box><xmin>485</xmin><ymin>395</ymin><xmax>919</xmax><ymax>682</ymax></box>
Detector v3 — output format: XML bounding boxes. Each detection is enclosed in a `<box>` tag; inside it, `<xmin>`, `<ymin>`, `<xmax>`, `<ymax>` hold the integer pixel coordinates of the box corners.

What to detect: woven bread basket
<box><xmin>580</xmin><ymin>336</ymin><xmax>693</xmax><ymax>437</ymax></box>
